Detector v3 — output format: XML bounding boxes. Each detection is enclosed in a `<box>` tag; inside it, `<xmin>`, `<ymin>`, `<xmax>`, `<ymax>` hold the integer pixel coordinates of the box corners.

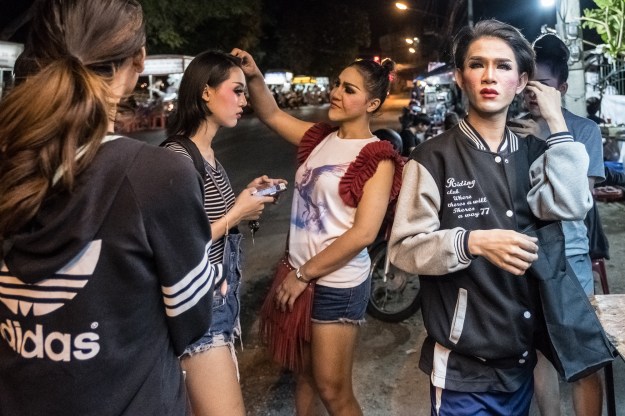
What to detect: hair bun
<box><xmin>381</xmin><ymin>58</ymin><xmax>396</xmax><ymax>74</ymax></box>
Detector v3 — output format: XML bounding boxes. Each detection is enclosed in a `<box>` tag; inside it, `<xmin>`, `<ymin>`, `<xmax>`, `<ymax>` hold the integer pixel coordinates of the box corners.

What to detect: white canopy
<box><xmin>0</xmin><ymin>41</ymin><xmax>24</xmax><ymax>69</ymax></box>
<box><xmin>141</xmin><ymin>55</ymin><xmax>194</xmax><ymax>76</ymax></box>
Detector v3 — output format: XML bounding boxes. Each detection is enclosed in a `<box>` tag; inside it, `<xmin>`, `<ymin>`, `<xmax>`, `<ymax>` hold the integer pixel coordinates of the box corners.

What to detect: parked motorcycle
<box><xmin>367</xmin><ymin>227</ymin><xmax>421</xmax><ymax>323</ymax></box>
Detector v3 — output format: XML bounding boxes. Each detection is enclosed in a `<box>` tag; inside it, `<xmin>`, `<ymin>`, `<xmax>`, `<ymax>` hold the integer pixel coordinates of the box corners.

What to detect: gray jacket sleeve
<box><xmin>527</xmin><ymin>132</ymin><xmax>593</xmax><ymax>221</ymax></box>
<box><xmin>388</xmin><ymin>160</ymin><xmax>472</xmax><ymax>276</ymax></box>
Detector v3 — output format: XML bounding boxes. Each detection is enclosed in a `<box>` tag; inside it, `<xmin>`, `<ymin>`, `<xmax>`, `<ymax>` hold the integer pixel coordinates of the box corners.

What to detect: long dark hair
<box><xmin>0</xmin><ymin>0</ymin><xmax>145</xmax><ymax>240</ymax></box>
<box><xmin>167</xmin><ymin>51</ymin><xmax>243</xmax><ymax>137</ymax></box>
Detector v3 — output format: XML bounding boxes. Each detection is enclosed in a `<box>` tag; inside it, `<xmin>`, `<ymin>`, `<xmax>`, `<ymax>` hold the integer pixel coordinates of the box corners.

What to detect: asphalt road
<box><xmin>128</xmin><ymin>96</ymin><xmax>625</xmax><ymax>416</ymax></box>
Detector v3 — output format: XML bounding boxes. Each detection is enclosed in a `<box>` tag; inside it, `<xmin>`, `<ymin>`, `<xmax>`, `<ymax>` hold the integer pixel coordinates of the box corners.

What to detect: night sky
<box><xmin>0</xmin><ymin>0</ymin><xmax>604</xmax><ymax>54</ymax></box>
<box><xmin>365</xmin><ymin>0</ymin><xmax>600</xmax><ymax>49</ymax></box>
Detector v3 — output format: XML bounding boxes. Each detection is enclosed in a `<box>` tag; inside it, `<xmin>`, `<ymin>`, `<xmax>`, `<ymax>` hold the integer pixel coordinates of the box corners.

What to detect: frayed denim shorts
<box><xmin>182</xmin><ymin>230</ymin><xmax>243</xmax><ymax>358</ymax></box>
<box><xmin>311</xmin><ymin>277</ymin><xmax>371</xmax><ymax>324</ymax></box>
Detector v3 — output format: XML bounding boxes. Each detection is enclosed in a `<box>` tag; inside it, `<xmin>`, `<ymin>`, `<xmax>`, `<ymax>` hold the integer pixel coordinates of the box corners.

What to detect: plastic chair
<box><xmin>150</xmin><ymin>112</ymin><xmax>166</xmax><ymax>129</ymax></box>
<box><xmin>592</xmin><ymin>258</ymin><xmax>610</xmax><ymax>295</ymax></box>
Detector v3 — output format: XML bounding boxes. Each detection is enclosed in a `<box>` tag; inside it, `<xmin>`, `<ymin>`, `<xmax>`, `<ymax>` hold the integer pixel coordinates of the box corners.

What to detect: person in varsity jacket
<box><xmin>389</xmin><ymin>20</ymin><xmax>593</xmax><ymax>415</ymax></box>
<box><xmin>0</xmin><ymin>1</ymin><xmax>220</xmax><ymax>415</ymax></box>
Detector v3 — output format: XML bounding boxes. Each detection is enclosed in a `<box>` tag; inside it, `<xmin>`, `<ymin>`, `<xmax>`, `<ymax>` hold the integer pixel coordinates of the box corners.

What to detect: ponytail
<box><xmin>0</xmin><ymin>58</ymin><xmax>110</xmax><ymax>237</ymax></box>
<box><xmin>0</xmin><ymin>0</ymin><xmax>145</xmax><ymax>241</ymax></box>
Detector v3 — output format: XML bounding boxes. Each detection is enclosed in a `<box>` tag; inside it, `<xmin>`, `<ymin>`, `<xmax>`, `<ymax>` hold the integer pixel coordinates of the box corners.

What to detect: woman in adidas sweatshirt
<box><xmin>0</xmin><ymin>1</ymin><xmax>219</xmax><ymax>414</ymax></box>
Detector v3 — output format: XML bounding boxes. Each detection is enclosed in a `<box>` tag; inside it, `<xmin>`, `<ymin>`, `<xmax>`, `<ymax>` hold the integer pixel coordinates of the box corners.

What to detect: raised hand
<box><xmin>524</xmin><ymin>81</ymin><xmax>567</xmax><ymax>134</ymax></box>
<box><xmin>230</xmin><ymin>48</ymin><xmax>262</xmax><ymax>78</ymax></box>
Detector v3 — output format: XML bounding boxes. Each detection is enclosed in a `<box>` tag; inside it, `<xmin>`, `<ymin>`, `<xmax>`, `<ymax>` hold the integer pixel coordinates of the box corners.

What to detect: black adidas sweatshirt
<box><xmin>0</xmin><ymin>136</ymin><xmax>222</xmax><ymax>415</ymax></box>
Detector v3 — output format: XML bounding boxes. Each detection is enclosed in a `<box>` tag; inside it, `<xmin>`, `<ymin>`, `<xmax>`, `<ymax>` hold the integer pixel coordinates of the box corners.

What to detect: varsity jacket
<box><xmin>0</xmin><ymin>137</ymin><xmax>222</xmax><ymax>415</ymax></box>
<box><xmin>389</xmin><ymin>120</ymin><xmax>593</xmax><ymax>392</ymax></box>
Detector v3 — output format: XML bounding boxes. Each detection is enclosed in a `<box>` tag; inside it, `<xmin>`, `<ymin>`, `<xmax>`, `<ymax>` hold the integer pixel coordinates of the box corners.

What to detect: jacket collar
<box><xmin>459</xmin><ymin>118</ymin><xmax>519</xmax><ymax>155</ymax></box>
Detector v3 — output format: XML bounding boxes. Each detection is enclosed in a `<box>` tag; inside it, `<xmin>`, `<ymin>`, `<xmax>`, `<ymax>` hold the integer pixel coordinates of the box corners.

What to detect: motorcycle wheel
<box><xmin>366</xmin><ymin>243</ymin><xmax>421</xmax><ymax>323</ymax></box>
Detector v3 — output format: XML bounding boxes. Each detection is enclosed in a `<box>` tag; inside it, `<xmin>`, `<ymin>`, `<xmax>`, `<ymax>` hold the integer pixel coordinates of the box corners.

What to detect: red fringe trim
<box><xmin>297</xmin><ymin>123</ymin><xmax>337</xmax><ymax>166</ymax></box>
<box><xmin>339</xmin><ymin>140</ymin><xmax>404</xmax><ymax>208</ymax></box>
<box><xmin>259</xmin><ymin>255</ymin><xmax>315</xmax><ymax>372</ymax></box>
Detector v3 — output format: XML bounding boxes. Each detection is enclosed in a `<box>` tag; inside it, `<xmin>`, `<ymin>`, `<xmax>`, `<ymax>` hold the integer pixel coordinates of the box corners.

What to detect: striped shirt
<box><xmin>164</xmin><ymin>142</ymin><xmax>236</xmax><ymax>264</ymax></box>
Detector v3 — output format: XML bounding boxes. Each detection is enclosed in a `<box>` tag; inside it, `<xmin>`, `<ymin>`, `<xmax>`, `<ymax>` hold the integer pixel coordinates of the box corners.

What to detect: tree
<box><xmin>258</xmin><ymin>0</ymin><xmax>370</xmax><ymax>77</ymax></box>
<box><xmin>0</xmin><ymin>0</ymin><xmax>262</xmax><ymax>53</ymax></box>
<box><xmin>581</xmin><ymin>0</ymin><xmax>625</xmax><ymax>59</ymax></box>
<box><xmin>139</xmin><ymin>0</ymin><xmax>261</xmax><ymax>53</ymax></box>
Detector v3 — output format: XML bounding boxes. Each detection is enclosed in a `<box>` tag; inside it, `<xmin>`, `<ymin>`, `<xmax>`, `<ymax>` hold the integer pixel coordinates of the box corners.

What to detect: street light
<box><xmin>540</xmin><ymin>0</ymin><xmax>556</xmax><ymax>7</ymax></box>
<box><xmin>395</xmin><ymin>1</ymin><xmax>444</xmax><ymax>19</ymax></box>
<box><xmin>395</xmin><ymin>2</ymin><xmax>408</xmax><ymax>11</ymax></box>
<box><xmin>395</xmin><ymin>2</ymin><xmax>445</xmax><ymax>60</ymax></box>
<box><xmin>408</xmin><ymin>47</ymin><xmax>416</xmax><ymax>54</ymax></box>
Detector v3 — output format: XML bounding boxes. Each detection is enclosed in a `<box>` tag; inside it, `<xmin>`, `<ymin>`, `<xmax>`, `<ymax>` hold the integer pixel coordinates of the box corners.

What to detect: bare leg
<box><xmin>181</xmin><ymin>346</ymin><xmax>245</xmax><ymax>416</ymax></box>
<box><xmin>533</xmin><ymin>350</ymin><xmax>562</xmax><ymax>416</ymax></box>
<box><xmin>310</xmin><ymin>322</ymin><xmax>363</xmax><ymax>416</ymax></box>
<box><xmin>572</xmin><ymin>371</ymin><xmax>603</xmax><ymax>416</ymax></box>
<box><xmin>295</xmin><ymin>343</ymin><xmax>323</xmax><ymax>416</ymax></box>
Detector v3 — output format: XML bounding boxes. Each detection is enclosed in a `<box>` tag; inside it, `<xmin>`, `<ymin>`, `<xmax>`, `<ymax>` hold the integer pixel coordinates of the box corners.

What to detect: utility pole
<box><xmin>555</xmin><ymin>0</ymin><xmax>586</xmax><ymax>116</ymax></box>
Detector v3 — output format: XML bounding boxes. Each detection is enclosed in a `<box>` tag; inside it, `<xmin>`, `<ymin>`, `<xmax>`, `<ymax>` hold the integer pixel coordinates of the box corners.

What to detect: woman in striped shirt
<box><xmin>163</xmin><ymin>50</ymin><xmax>285</xmax><ymax>416</ymax></box>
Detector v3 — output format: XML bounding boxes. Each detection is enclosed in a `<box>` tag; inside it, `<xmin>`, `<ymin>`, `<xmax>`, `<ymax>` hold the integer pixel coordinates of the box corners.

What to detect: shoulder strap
<box><xmin>160</xmin><ymin>135</ymin><xmax>206</xmax><ymax>180</ymax></box>
<box><xmin>160</xmin><ymin>135</ymin><xmax>237</xmax><ymax>234</ymax></box>
<box><xmin>214</xmin><ymin>160</ymin><xmax>232</xmax><ymax>188</ymax></box>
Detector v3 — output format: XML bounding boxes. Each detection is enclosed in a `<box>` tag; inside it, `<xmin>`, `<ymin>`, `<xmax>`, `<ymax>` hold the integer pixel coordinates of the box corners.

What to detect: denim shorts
<box><xmin>182</xmin><ymin>230</ymin><xmax>243</xmax><ymax>358</ymax></box>
<box><xmin>567</xmin><ymin>253</ymin><xmax>593</xmax><ymax>296</ymax></box>
<box><xmin>311</xmin><ymin>277</ymin><xmax>371</xmax><ymax>324</ymax></box>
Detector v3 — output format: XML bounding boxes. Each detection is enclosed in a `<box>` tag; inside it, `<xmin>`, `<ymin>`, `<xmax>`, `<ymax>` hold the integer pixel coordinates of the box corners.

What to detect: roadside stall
<box><xmin>263</xmin><ymin>70</ymin><xmax>293</xmax><ymax>108</ymax></box>
<box><xmin>291</xmin><ymin>75</ymin><xmax>330</xmax><ymax>106</ymax></box>
<box><xmin>116</xmin><ymin>54</ymin><xmax>193</xmax><ymax>133</ymax></box>
<box><xmin>265</xmin><ymin>69</ymin><xmax>293</xmax><ymax>91</ymax></box>
<box><xmin>419</xmin><ymin>64</ymin><xmax>456</xmax><ymax>120</ymax></box>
